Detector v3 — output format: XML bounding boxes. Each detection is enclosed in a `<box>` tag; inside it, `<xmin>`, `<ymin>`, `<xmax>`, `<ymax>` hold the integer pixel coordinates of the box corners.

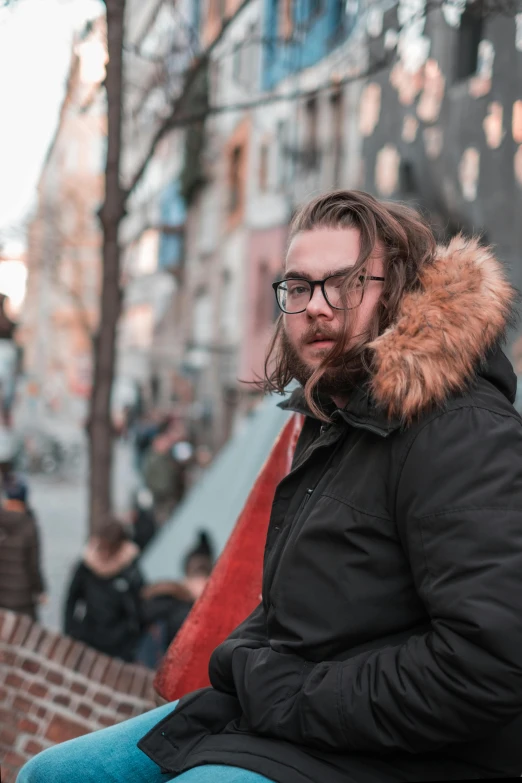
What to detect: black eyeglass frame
<box><xmin>272</xmin><ymin>274</ymin><xmax>386</xmax><ymax>314</ymax></box>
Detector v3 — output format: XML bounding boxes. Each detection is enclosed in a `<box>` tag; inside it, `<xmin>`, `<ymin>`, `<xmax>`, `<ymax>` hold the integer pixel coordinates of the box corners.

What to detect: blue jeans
<box><xmin>16</xmin><ymin>699</ymin><xmax>275</xmax><ymax>783</ymax></box>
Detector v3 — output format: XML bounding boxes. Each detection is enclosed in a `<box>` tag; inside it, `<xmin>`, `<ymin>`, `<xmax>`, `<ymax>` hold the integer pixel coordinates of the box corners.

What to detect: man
<box><xmin>17</xmin><ymin>190</ymin><xmax>522</xmax><ymax>782</ymax></box>
<box><xmin>143</xmin><ymin>419</ymin><xmax>188</xmax><ymax>524</ymax></box>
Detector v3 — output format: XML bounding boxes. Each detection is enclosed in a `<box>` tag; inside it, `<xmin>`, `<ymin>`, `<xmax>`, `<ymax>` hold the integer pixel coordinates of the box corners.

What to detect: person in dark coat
<box><xmin>64</xmin><ymin>518</ymin><xmax>144</xmax><ymax>662</ymax></box>
<box><xmin>135</xmin><ymin>530</ymin><xmax>214</xmax><ymax>669</ymax></box>
<box><xmin>18</xmin><ymin>190</ymin><xmax>522</xmax><ymax>782</ymax></box>
<box><xmin>0</xmin><ymin>475</ymin><xmax>46</xmax><ymax>620</ymax></box>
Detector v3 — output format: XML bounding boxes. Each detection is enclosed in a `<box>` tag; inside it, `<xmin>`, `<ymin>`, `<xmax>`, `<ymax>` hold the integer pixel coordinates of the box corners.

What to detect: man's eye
<box><xmin>288</xmin><ymin>285</ymin><xmax>308</xmax><ymax>295</ymax></box>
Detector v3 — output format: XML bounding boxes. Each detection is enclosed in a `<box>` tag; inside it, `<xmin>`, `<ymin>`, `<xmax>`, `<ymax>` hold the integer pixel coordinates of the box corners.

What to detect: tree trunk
<box><xmin>88</xmin><ymin>0</ymin><xmax>126</xmax><ymax>535</ymax></box>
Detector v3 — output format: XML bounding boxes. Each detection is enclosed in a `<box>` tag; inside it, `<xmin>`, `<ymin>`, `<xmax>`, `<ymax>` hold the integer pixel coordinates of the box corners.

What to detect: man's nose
<box><xmin>305</xmin><ymin>285</ymin><xmax>334</xmax><ymax>318</ymax></box>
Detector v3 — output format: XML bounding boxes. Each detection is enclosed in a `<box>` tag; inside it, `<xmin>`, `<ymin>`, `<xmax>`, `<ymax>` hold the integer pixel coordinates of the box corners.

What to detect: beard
<box><xmin>280</xmin><ymin>325</ymin><xmax>368</xmax><ymax>398</ymax></box>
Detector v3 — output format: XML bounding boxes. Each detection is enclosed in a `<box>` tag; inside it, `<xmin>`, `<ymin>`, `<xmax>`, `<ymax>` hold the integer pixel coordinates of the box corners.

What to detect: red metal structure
<box><xmin>154</xmin><ymin>413</ymin><xmax>303</xmax><ymax>702</ymax></box>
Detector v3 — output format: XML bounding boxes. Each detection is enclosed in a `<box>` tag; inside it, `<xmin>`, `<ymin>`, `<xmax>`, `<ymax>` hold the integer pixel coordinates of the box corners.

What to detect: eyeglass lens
<box><xmin>277</xmin><ymin>277</ymin><xmax>364</xmax><ymax>313</ymax></box>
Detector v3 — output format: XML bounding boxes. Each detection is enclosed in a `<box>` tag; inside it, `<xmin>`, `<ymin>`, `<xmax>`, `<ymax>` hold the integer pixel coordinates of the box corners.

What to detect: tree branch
<box><xmin>122</xmin><ymin>0</ymin><xmax>255</xmax><ymax>202</ymax></box>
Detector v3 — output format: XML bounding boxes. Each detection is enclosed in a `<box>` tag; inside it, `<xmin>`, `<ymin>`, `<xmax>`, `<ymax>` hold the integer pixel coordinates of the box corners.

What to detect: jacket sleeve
<box><xmin>27</xmin><ymin>515</ymin><xmax>45</xmax><ymax>595</ymax></box>
<box><xmin>64</xmin><ymin>563</ymin><xmax>85</xmax><ymax>635</ymax></box>
<box><xmin>208</xmin><ymin>602</ymin><xmax>268</xmax><ymax>694</ymax></box>
<box><xmin>235</xmin><ymin>407</ymin><xmax>522</xmax><ymax>752</ymax></box>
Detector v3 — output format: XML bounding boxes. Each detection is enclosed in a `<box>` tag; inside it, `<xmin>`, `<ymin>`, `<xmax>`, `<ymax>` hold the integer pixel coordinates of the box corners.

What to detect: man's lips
<box><xmin>305</xmin><ymin>335</ymin><xmax>336</xmax><ymax>347</ymax></box>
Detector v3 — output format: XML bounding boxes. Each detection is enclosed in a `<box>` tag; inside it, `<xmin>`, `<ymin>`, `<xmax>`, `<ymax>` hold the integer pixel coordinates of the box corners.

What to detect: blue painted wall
<box><xmin>262</xmin><ymin>0</ymin><xmax>359</xmax><ymax>91</ymax></box>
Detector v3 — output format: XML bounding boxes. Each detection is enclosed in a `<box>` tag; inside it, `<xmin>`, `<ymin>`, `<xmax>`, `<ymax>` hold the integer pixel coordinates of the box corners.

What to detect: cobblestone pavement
<box><xmin>31</xmin><ymin>439</ymin><xmax>139</xmax><ymax>631</ymax></box>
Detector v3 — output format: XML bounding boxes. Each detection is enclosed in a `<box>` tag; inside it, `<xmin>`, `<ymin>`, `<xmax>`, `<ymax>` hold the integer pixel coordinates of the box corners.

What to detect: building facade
<box><xmin>21</xmin><ymin>18</ymin><xmax>106</xmax><ymax>422</ymax></box>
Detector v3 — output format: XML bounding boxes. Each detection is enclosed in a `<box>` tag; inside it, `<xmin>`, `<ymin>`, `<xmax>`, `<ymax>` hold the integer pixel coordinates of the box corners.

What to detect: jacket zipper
<box><xmin>266</xmin><ymin>487</ymin><xmax>313</xmax><ymax>598</ymax></box>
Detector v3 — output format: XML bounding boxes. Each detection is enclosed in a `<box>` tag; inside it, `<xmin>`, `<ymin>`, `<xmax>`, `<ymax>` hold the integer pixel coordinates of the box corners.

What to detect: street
<box><xmin>33</xmin><ymin>439</ymin><xmax>139</xmax><ymax>631</ymax></box>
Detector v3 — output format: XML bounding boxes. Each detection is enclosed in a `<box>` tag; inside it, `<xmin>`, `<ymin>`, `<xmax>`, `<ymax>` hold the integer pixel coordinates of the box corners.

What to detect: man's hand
<box><xmin>232</xmin><ymin>646</ymin><xmax>312</xmax><ymax>740</ymax></box>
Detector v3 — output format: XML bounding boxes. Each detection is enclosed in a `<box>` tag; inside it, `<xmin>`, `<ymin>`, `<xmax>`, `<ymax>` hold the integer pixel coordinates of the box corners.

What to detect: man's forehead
<box><xmin>285</xmin><ymin>228</ymin><xmax>383</xmax><ymax>275</ymax></box>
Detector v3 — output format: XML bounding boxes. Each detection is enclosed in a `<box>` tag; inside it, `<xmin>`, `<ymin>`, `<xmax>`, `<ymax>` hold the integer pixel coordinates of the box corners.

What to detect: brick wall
<box><xmin>0</xmin><ymin>609</ymin><xmax>159</xmax><ymax>783</ymax></box>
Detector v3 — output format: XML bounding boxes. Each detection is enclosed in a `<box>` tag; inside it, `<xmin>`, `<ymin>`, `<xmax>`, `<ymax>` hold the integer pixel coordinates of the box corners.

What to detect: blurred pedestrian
<box><xmin>135</xmin><ymin>530</ymin><xmax>214</xmax><ymax>670</ymax></box>
<box><xmin>130</xmin><ymin>486</ymin><xmax>157</xmax><ymax>551</ymax></box>
<box><xmin>186</xmin><ymin>444</ymin><xmax>213</xmax><ymax>490</ymax></box>
<box><xmin>142</xmin><ymin>421</ymin><xmax>187</xmax><ymax>524</ymax></box>
<box><xmin>64</xmin><ymin>518</ymin><xmax>144</xmax><ymax>662</ymax></box>
<box><xmin>0</xmin><ymin>474</ymin><xmax>46</xmax><ymax>620</ymax></box>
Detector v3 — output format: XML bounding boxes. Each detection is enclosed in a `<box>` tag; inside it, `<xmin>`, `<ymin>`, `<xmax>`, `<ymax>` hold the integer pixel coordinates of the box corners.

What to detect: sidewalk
<box><xmin>34</xmin><ymin>439</ymin><xmax>139</xmax><ymax>631</ymax></box>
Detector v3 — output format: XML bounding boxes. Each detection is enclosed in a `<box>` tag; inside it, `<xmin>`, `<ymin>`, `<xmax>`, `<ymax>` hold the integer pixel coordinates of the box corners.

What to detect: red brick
<box><xmin>0</xmin><ymin>611</ymin><xmax>18</xmax><ymax>643</ymax></box>
<box><xmin>27</xmin><ymin>681</ymin><xmax>48</xmax><ymax>699</ymax></box>
<box><xmin>17</xmin><ymin>717</ymin><xmax>38</xmax><ymax>734</ymax></box>
<box><xmin>12</xmin><ymin>694</ymin><xmax>32</xmax><ymax>713</ymax></box>
<box><xmin>2</xmin><ymin>767</ymin><xmax>18</xmax><ymax>783</ymax></box>
<box><xmin>5</xmin><ymin>673</ymin><xmax>24</xmax><ymax>689</ymax></box>
<box><xmin>116</xmin><ymin>701</ymin><xmax>134</xmax><ymax>716</ymax></box>
<box><xmin>0</xmin><ymin>706</ymin><xmax>12</xmax><ymax>723</ymax></box>
<box><xmin>45</xmin><ymin>714</ymin><xmax>89</xmax><ymax>743</ymax></box>
<box><xmin>46</xmin><ymin>670</ymin><xmax>64</xmax><ymax>686</ymax></box>
<box><xmin>64</xmin><ymin>642</ymin><xmax>85</xmax><ymax>671</ymax></box>
<box><xmin>102</xmin><ymin>659</ymin><xmax>123</xmax><ymax>689</ymax></box>
<box><xmin>70</xmin><ymin>681</ymin><xmax>87</xmax><ymax>696</ymax></box>
<box><xmin>115</xmin><ymin>666</ymin><xmax>133</xmax><ymax>694</ymax></box>
<box><xmin>0</xmin><ymin>726</ymin><xmax>17</xmax><ymax>746</ymax></box>
<box><xmin>0</xmin><ymin>648</ymin><xmax>16</xmax><ymax>666</ymax></box>
<box><xmin>33</xmin><ymin>705</ymin><xmax>48</xmax><ymax>720</ymax></box>
<box><xmin>97</xmin><ymin>713</ymin><xmax>116</xmax><ymax>727</ymax></box>
<box><xmin>0</xmin><ymin>685</ymin><xmax>8</xmax><ymax>701</ymax></box>
<box><xmin>24</xmin><ymin>738</ymin><xmax>46</xmax><ymax>756</ymax></box>
<box><xmin>3</xmin><ymin>751</ymin><xmax>26</xmax><ymax>767</ymax></box>
<box><xmin>90</xmin><ymin>653</ymin><xmax>111</xmax><ymax>683</ymax></box>
<box><xmin>50</xmin><ymin>637</ymin><xmax>72</xmax><ymax>667</ymax></box>
<box><xmin>129</xmin><ymin>666</ymin><xmax>153</xmax><ymax>699</ymax></box>
<box><xmin>53</xmin><ymin>693</ymin><xmax>71</xmax><ymax>708</ymax></box>
<box><xmin>92</xmin><ymin>691</ymin><xmax>111</xmax><ymax>707</ymax></box>
<box><xmin>3</xmin><ymin>767</ymin><xmax>18</xmax><ymax>783</ymax></box>
<box><xmin>11</xmin><ymin>614</ymin><xmax>33</xmax><ymax>646</ymax></box>
<box><xmin>77</xmin><ymin>703</ymin><xmax>92</xmax><ymax>719</ymax></box>
<box><xmin>23</xmin><ymin>625</ymin><xmax>45</xmax><ymax>654</ymax></box>
<box><xmin>37</xmin><ymin>629</ymin><xmax>60</xmax><ymax>659</ymax></box>
<box><xmin>77</xmin><ymin>646</ymin><xmax>97</xmax><ymax>678</ymax></box>
<box><xmin>21</xmin><ymin>658</ymin><xmax>40</xmax><ymax>675</ymax></box>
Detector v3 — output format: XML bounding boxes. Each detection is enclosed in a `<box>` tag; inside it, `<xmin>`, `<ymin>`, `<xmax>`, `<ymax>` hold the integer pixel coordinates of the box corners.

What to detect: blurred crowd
<box><xmin>0</xmin><ymin>402</ymin><xmax>217</xmax><ymax>670</ymax></box>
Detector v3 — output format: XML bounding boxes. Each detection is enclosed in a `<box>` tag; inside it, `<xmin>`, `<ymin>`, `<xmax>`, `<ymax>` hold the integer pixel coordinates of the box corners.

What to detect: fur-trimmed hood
<box><xmin>369</xmin><ymin>235</ymin><xmax>517</xmax><ymax>422</ymax></box>
<box><xmin>82</xmin><ymin>539</ymin><xmax>140</xmax><ymax>578</ymax></box>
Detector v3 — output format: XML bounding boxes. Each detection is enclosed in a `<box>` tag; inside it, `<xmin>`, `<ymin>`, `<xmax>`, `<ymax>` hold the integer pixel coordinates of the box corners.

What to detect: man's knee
<box><xmin>16</xmin><ymin>745</ymin><xmax>64</xmax><ymax>783</ymax></box>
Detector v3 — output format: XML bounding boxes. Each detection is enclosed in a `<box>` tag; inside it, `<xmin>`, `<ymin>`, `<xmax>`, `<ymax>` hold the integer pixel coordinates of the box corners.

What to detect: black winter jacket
<box><xmin>64</xmin><ymin>541</ymin><xmax>144</xmax><ymax>661</ymax></box>
<box><xmin>139</xmin><ymin>237</ymin><xmax>522</xmax><ymax>781</ymax></box>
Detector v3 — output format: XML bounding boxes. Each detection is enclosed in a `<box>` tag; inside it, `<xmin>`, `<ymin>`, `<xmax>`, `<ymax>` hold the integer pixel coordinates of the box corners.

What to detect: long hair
<box><xmin>260</xmin><ymin>190</ymin><xmax>436</xmax><ymax>420</ymax></box>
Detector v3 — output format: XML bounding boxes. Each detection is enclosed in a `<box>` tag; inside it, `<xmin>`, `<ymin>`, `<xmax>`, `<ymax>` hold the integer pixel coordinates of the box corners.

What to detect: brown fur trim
<box><xmin>369</xmin><ymin>235</ymin><xmax>516</xmax><ymax>423</ymax></box>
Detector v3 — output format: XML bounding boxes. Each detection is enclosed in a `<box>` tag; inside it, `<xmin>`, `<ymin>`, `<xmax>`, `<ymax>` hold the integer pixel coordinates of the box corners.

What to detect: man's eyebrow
<box><xmin>283</xmin><ymin>265</ymin><xmax>358</xmax><ymax>280</ymax></box>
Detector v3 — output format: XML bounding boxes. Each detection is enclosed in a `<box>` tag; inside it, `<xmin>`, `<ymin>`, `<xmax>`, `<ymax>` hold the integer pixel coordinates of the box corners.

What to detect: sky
<box><xmin>0</xmin><ymin>0</ymin><xmax>104</xmax><ymax>251</ymax></box>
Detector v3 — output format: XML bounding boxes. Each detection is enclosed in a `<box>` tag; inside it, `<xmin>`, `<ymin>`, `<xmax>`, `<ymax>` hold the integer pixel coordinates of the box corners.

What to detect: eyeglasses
<box><xmin>272</xmin><ymin>274</ymin><xmax>385</xmax><ymax>315</ymax></box>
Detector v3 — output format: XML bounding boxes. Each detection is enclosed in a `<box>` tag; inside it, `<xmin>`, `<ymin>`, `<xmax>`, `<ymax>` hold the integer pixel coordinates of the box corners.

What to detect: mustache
<box><xmin>300</xmin><ymin>324</ymin><xmax>339</xmax><ymax>345</ymax></box>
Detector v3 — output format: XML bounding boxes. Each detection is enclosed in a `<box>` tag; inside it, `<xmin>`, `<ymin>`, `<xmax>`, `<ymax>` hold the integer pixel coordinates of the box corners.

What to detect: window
<box><xmin>455</xmin><ymin>5</ymin><xmax>483</xmax><ymax>82</ymax></box>
<box><xmin>259</xmin><ymin>142</ymin><xmax>269</xmax><ymax>191</ymax></box>
<box><xmin>330</xmin><ymin>89</ymin><xmax>343</xmax><ymax>187</ymax></box>
<box><xmin>229</xmin><ymin>145</ymin><xmax>243</xmax><ymax>213</ymax></box>
<box><xmin>303</xmin><ymin>96</ymin><xmax>319</xmax><ymax>169</ymax></box>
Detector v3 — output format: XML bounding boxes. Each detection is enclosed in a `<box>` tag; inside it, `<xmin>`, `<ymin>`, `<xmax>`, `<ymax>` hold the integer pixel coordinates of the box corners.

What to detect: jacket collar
<box><xmin>279</xmin><ymin>235</ymin><xmax>516</xmax><ymax>431</ymax></box>
<box><xmin>279</xmin><ymin>386</ymin><xmax>401</xmax><ymax>438</ymax></box>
